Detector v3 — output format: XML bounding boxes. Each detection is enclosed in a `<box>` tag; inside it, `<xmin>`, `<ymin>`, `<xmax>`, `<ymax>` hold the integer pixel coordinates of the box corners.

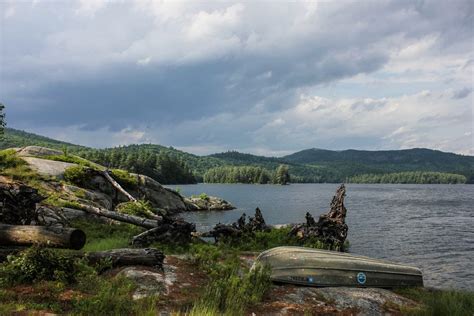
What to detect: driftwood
<box><xmin>0</xmin><ymin>224</ymin><xmax>86</xmax><ymax>250</ymax></box>
<box><xmin>289</xmin><ymin>184</ymin><xmax>348</xmax><ymax>251</ymax></box>
<box><xmin>102</xmin><ymin>170</ymin><xmax>137</xmax><ymax>202</ymax></box>
<box><xmin>77</xmin><ymin>203</ymin><xmax>159</xmax><ymax>229</ymax></box>
<box><xmin>85</xmin><ymin>248</ymin><xmax>164</xmax><ymax>268</ymax></box>
<box><xmin>132</xmin><ymin>215</ymin><xmax>196</xmax><ymax>246</ymax></box>
<box><xmin>0</xmin><ymin>180</ymin><xmax>45</xmax><ymax>225</ymax></box>
<box><xmin>203</xmin><ymin>207</ymin><xmax>269</xmax><ymax>242</ymax></box>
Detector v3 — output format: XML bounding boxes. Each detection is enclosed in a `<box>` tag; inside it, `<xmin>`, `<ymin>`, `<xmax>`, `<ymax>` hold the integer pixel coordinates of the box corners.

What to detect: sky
<box><xmin>1</xmin><ymin>0</ymin><xmax>473</xmax><ymax>156</ymax></box>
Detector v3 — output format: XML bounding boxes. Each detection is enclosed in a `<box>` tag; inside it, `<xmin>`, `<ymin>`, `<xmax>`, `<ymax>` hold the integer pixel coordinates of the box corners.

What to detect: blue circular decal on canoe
<box><xmin>357</xmin><ymin>272</ymin><xmax>366</xmax><ymax>285</ymax></box>
<box><xmin>307</xmin><ymin>277</ymin><xmax>314</xmax><ymax>283</ymax></box>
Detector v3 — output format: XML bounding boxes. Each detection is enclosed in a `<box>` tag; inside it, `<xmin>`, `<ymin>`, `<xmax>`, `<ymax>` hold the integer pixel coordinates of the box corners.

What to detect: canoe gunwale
<box><xmin>271</xmin><ymin>266</ymin><xmax>422</xmax><ymax>277</ymax></box>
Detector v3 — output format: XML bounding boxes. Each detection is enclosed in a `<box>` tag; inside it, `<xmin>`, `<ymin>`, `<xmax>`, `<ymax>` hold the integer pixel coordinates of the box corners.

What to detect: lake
<box><xmin>166</xmin><ymin>183</ymin><xmax>474</xmax><ymax>291</ymax></box>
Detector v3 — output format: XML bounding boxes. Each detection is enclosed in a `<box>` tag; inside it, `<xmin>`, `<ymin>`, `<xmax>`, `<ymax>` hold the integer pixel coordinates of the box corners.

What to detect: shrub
<box><xmin>0</xmin><ymin>247</ymin><xmax>82</xmax><ymax>286</ymax></box>
<box><xmin>116</xmin><ymin>200</ymin><xmax>156</xmax><ymax>219</ymax></box>
<box><xmin>199</xmin><ymin>193</ymin><xmax>209</xmax><ymax>200</ymax></box>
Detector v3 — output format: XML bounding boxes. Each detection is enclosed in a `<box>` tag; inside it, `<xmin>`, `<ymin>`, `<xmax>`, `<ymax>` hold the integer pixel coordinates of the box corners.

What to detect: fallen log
<box><xmin>86</xmin><ymin>248</ymin><xmax>164</xmax><ymax>268</ymax></box>
<box><xmin>132</xmin><ymin>215</ymin><xmax>195</xmax><ymax>246</ymax></box>
<box><xmin>102</xmin><ymin>170</ymin><xmax>137</xmax><ymax>202</ymax></box>
<box><xmin>289</xmin><ymin>184</ymin><xmax>349</xmax><ymax>251</ymax></box>
<box><xmin>76</xmin><ymin>204</ymin><xmax>159</xmax><ymax>229</ymax></box>
<box><xmin>0</xmin><ymin>224</ymin><xmax>86</xmax><ymax>250</ymax></box>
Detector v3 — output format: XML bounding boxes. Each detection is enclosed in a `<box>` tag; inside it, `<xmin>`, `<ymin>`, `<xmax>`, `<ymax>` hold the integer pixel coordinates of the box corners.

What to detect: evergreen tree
<box><xmin>274</xmin><ymin>164</ymin><xmax>290</xmax><ymax>185</ymax></box>
<box><xmin>0</xmin><ymin>103</ymin><xmax>5</xmax><ymax>136</ymax></box>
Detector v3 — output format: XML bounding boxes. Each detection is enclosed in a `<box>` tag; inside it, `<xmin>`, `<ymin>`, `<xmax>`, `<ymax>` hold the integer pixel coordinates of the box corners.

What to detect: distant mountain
<box><xmin>1</xmin><ymin>128</ymin><xmax>473</xmax><ymax>183</ymax></box>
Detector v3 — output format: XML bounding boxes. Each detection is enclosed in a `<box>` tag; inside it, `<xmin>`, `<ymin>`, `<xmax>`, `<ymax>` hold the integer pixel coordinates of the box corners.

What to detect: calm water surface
<box><xmin>167</xmin><ymin>183</ymin><xmax>474</xmax><ymax>290</ymax></box>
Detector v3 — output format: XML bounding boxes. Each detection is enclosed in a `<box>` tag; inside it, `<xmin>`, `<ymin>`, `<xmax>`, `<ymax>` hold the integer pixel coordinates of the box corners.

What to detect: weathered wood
<box><xmin>0</xmin><ymin>224</ymin><xmax>86</xmax><ymax>250</ymax></box>
<box><xmin>102</xmin><ymin>170</ymin><xmax>137</xmax><ymax>202</ymax></box>
<box><xmin>76</xmin><ymin>203</ymin><xmax>159</xmax><ymax>229</ymax></box>
<box><xmin>132</xmin><ymin>215</ymin><xmax>195</xmax><ymax>246</ymax></box>
<box><xmin>86</xmin><ymin>248</ymin><xmax>164</xmax><ymax>268</ymax></box>
<box><xmin>0</xmin><ymin>179</ymin><xmax>45</xmax><ymax>225</ymax></box>
<box><xmin>289</xmin><ymin>184</ymin><xmax>349</xmax><ymax>251</ymax></box>
<box><xmin>204</xmin><ymin>207</ymin><xmax>269</xmax><ymax>242</ymax></box>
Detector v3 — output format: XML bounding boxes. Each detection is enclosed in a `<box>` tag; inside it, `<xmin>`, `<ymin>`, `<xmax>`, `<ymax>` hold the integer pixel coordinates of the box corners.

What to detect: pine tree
<box><xmin>0</xmin><ymin>103</ymin><xmax>5</xmax><ymax>136</ymax></box>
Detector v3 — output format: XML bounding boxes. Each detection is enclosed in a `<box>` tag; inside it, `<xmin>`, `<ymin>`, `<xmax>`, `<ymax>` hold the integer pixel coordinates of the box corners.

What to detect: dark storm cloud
<box><xmin>1</xmin><ymin>0</ymin><xmax>472</xmax><ymax>154</ymax></box>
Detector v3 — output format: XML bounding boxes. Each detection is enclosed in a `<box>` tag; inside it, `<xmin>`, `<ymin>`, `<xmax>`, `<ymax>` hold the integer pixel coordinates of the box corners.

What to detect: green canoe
<box><xmin>254</xmin><ymin>246</ymin><xmax>423</xmax><ymax>288</ymax></box>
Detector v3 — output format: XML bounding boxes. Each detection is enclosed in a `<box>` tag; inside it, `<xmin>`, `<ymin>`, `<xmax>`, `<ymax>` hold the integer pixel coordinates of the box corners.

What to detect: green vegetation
<box><xmin>110</xmin><ymin>168</ymin><xmax>138</xmax><ymax>188</ymax></box>
<box><xmin>0</xmin><ymin>104</ymin><xmax>5</xmax><ymax>136</ymax></box>
<box><xmin>71</xmin><ymin>219</ymin><xmax>143</xmax><ymax>252</ymax></box>
<box><xmin>2</xmin><ymin>128</ymin><xmax>473</xmax><ymax>184</ymax></box>
<box><xmin>0</xmin><ymin>149</ymin><xmax>41</xmax><ymax>183</ymax></box>
<box><xmin>0</xmin><ymin>246</ymin><xmax>158</xmax><ymax>315</ymax></box>
<box><xmin>204</xmin><ymin>165</ymin><xmax>272</xmax><ymax>184</ymax></box>
<box><xmin>348</xmin><ymin>171</ymin><xmax>467</xmax><ymax>184</ymax></box>
<box><xmin>116</xmin><ymin>200</ymin><xmax>157</xmax><ymax>219</ymax></box>
<box><xmin>274</xmin><ymin>164</ymin><xmax>290</xmax><ymax>185</ymax></box>
<box><xmin>0</xmin><ymin>247</ymin><xmax>80</xmax><ymax>286</ymax></box>
<box><xmin>63</xmin><ymin>165</ymin><xmax>91</xmax><ymax>187</ymax></box>
<box><xmin>43</xmin><ymin>154</ymin><xmax>101</xmax><ymax>169</ymax></box>
<box><xmin>396</xmin><ymin>287</ymin><xmax>474</xmax><ymax>316</ymax></box>
<box><xmin>190</xmin><ymin>244</ymin><xmax>271</xmax><ymax>316</ymax></box>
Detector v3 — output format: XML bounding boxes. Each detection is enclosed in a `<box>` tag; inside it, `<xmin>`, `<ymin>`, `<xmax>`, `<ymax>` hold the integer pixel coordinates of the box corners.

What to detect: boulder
<box><xmin>133</xmin><ymin>174</ymin><xmax>187</xmax><ymax>212</ymax></box>
<box><xmin>117</xmin><ymin>264</ymin><xmax>177</xmax><ymax>300</ymax></box>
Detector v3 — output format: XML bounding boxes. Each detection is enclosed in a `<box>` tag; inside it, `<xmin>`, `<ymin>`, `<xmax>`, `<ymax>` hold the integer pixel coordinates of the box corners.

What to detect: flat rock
<box><xmin>118</xmin><ymin>267</ymin><xmax>171</xmax><ymax>300</ymax></box>
<box><xmin>22</xmin><ymin>157</ymin><xmax>75</xmax><ymax>178</ymax></box>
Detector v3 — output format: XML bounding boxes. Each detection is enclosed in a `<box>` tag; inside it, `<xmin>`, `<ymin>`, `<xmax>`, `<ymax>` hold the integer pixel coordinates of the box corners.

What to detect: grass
<box><xmin>71</xmin><ymin>219</ymin><xmax>144</xmax><ymax>252</ymax></box>
<box><xmin>0</xmin><ymin>149</ymin><xmax>42</xmax><ymax>182</ymax></box>
<box><xmin>43</xmin><ymin>154</ymin><xmax>103</xmax><ymax>170</ymax></box>
<box><xmin>395</xmin><ymin>287</ymin><xmax>474</xmax><ymax>316</ymax></box>
<box><xmin>189</xmin><ymin>244</ymin><xmax>271</xmax><ymax>316</ymax></box>
<box><xmin>116</xmin><ymin>200</ymin><xmax>157</xmax><ymax>219</ymax></box>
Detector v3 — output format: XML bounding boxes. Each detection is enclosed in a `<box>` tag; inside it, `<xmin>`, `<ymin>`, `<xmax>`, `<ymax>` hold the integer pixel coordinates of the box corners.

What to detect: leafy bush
<box><xmin>116</xmin><ymin>200</ymin><xmax>156</xmax><ymax>219</ymax></box>
<box><xmin>0</xmin><ymin>247</ymin><xmax>83</xmax><ymax>286</ymax></box>
<box><xmin>199</xmin><ymin>192</ymin><xmax>209</xmax><ymax>200</ymax></box>
<box><xmin>0</xmin><ymin>149</ymin><xmax>40</xmax><ymax>182</ymax></box>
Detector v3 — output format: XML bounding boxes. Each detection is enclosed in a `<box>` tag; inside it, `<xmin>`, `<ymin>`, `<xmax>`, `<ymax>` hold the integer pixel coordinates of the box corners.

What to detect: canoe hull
<box><xmin>255</xmin><ymin>246</ymin><xmax>423</xmax><ymax>288</ymax></box>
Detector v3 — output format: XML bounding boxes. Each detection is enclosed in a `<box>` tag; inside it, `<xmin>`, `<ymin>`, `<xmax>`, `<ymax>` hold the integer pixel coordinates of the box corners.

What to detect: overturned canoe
<box><xmin>254</xmin><ymin>246</ymin><xmax>423</xmax><ymax>288</ymax></box>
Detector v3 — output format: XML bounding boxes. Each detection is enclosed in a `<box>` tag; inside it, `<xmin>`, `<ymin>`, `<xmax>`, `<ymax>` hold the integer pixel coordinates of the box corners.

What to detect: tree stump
<box><xmin>289</xmin><ymin>184</ymin><xmax>349</xmax><ymax>251</ymax></box>
<box><xmin>0</xmin><ymin>180</ymin><xmax>44</xmax><ymax>225</ymax></box>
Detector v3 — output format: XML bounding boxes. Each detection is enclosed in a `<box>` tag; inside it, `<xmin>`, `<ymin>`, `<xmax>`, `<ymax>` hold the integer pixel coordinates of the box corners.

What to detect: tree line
<box><xmin>347</xmin><ymin>171</ymin><xmax>467</xmax><ymax>184</ymax></box>
<box><xmin>76</xmin><ymin>147</ymin><xmax>196</xmax><ymax>185</ymax></box>
<box><xmin>203</xmin><ymin>164</ymin><xmax>290</xmax><ymax>184</ymax></box>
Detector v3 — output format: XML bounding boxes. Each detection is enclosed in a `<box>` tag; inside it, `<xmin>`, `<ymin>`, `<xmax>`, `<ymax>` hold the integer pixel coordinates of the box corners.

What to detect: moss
<box><xmin>116</xmin><ymin>200</ymin><xmax>156</xmax><ymax>219</ymax></box>
<box><xmin>43</xmin><ymin>154</ymin><xmax>103</xmax><ymax>170</ymax></box>
<box><xmin>110</xmin><ymin>169</ymin><xmax>138</xmax><ymax>189</ymax></box>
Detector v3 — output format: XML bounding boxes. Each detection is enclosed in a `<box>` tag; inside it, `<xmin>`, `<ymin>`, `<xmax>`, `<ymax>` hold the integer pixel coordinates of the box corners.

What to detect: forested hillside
<box><xmin>1</xmin><ymin>128</ymin><xmax>472</xmax><ymax>184</ymax></box>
